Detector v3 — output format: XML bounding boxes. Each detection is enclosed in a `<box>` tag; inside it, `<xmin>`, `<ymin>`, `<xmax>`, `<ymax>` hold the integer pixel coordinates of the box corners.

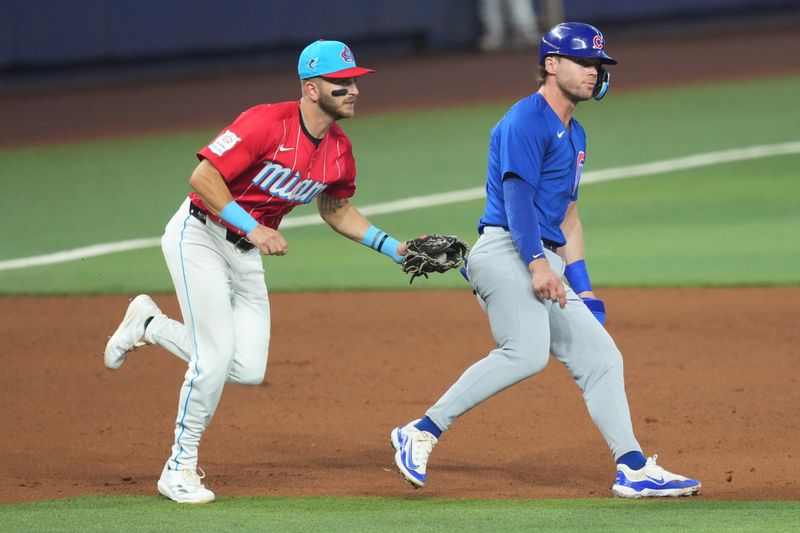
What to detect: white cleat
<box><xmin>612</xmin><ymin>454</ymin><xmax>701</xmax><ymax>498</ymax></box>
<box><xmin>103</xmin><ymin>294</ymin><xmax>162</xmax><ymax>370</ymax></box>
<box><xmin>157</xmin><ymin>464</ymin><xmax>215</xmax><ymax>504</ymax></box>
<box><xmin>390</xmin><ymin>419</ymin><xmax>438</xmax><ymax>488</ymax></box>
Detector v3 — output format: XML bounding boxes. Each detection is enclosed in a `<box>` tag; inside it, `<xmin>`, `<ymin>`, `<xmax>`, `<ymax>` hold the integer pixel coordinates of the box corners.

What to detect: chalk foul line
<box><xmin>2</xmin><ymin>140</ymin><xmax>799</xmax><ymax>272</ymax></box>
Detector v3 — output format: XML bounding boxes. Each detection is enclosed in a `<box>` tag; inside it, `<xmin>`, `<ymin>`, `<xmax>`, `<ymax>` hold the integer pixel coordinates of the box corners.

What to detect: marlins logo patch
<box><xmin>307</xmin><ymin>57</ymin><xmax>318</xmax><ymax>71</ymax></box>
<box><xmin>340</xmin><ymin>45</ymin><xmax>354</xmax><ymax>63</ymax></box>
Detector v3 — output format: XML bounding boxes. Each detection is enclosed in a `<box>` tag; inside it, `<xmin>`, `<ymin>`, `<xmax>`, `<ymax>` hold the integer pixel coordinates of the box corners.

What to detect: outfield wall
<box><xmin>2</xmin><ymin>0</ymin><xmax>799</xmax><ymax>70</ymax></box>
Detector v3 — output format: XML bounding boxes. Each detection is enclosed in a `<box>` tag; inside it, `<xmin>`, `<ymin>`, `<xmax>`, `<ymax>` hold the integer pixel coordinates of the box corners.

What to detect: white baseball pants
<box><xmin>145</xmin><ymin>198</ymin><xmax>270</xmax><ymax>470</ymax></box>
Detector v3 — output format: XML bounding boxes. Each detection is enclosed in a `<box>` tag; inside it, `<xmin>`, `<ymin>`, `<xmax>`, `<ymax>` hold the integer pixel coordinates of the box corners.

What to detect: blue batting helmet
<box><xmin>538</xmin><ymin>22</ymin><xmax>616</xmax><ymax>100</ymax></box>
<box><xmin>538</xmin><ymin>22</ymin><xmax>617</xmax><ymax>66</ymax></box>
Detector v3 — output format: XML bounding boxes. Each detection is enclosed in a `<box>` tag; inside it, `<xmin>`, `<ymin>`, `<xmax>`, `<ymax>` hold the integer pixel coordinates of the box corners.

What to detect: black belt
<box><xmin>189</xmin><ymin>202</ymin><xmax>255</xmax><ymax>252</ymax></box>
<box><xmin>542</xmin><ymin>239</ymin><xmax>561</xmax><ymax>252</ymax></box>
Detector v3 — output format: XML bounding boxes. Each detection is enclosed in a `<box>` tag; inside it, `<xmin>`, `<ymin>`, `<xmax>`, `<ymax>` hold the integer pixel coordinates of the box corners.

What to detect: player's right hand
<box><xmin>248</xmin><ymin>225</ymin><xmax>288</xmax><ymax>256</ymax></box>
<box><xmin>529</xmin><ymin>258</ymin><xmax>566</xmax><ymax>309</ymax></box>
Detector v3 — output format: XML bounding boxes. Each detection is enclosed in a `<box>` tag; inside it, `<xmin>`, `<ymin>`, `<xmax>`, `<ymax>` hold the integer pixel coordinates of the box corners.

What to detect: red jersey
<box><xmin>192</xmin><ymin>101</ymin><xmax>357</xmax><ymax>232</ymax></box>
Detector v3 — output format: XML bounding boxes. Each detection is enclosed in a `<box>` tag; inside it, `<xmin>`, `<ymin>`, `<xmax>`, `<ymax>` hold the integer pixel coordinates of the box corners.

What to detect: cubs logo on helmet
<box><xmin>538</xmin><ymin>22</ymin><xmax>617</xmax><ymax>65</ymax></box>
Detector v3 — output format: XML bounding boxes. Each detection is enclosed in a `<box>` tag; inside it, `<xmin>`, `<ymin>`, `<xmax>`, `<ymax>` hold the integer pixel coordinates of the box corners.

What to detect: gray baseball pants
<box><xmin>425</xmin><ymin>227</ymin><xmax>641</xmax><ymax>460</ymax></box>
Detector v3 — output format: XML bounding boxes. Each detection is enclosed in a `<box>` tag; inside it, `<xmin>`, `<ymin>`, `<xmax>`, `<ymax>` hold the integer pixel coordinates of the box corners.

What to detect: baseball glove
<box><xmin>401</xmin><ymin>234</ymin><xmax>469</xmax><ymax>284</ymax></box>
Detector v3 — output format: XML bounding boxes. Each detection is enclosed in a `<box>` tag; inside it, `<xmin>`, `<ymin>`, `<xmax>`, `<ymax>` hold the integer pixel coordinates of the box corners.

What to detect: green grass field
<box><xmin>1</xmin><ymin>75</ymin><xmax>799</xmax><ymax>294</ymax></box>
<box><xmin>2</xmin><ymin>75</ymin><xmax>800</xmax><ymax>530</ymax></box>
<box><xmin>1</xmin><ymin>496</ymin><xmax>798</xmax><ymax>532</ymax></box>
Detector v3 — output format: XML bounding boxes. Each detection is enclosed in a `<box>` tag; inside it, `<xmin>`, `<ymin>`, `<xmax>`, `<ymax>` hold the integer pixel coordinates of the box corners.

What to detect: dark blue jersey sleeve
<box><xmin>503</xmin><ymin>175</ymin><xmax>545</xmax><ymax>263</ymax></box>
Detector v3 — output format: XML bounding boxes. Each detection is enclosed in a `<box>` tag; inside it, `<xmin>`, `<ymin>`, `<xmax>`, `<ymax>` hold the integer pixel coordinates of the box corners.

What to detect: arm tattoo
<box><xmin>317</xmin><ymin>193</ymin><xmax>348</xmax><ymax>215</ymax></box>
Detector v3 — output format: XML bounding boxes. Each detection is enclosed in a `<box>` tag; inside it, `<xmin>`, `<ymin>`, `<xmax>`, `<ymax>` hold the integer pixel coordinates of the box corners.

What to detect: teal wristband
<box><xmin>219</xmin><ymin>201</ymin><xmax>258</xmax><ymax>234</ymax></box>
<box><xmin>361</xmin><ymin>225</ymin><xmax>403</xmax><ymax>263</ymax></box>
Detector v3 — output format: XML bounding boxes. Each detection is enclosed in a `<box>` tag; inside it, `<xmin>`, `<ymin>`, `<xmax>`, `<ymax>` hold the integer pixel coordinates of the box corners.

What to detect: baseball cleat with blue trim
<box><xmin>104</xmin><ymin>294</ymin><xmax>162</xmax><ymax>370</ymax></box>
<box><xmin>390</xmin><ymin>420</ymin><xmax>438</xmax><ymax>488</ymax></box>
<box><xmin>157</xmin><ymin>463</ymin><xmax>215</xmax><ymax>504</ymax></box>
<box><xmin>612</xmin><ymin>454</ymin><xmax>701</xmax><ymax>498</ymax></box>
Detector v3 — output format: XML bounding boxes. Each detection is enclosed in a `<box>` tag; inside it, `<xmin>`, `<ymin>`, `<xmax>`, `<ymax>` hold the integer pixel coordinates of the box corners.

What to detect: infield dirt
<box><xmin>1</xmin><ymin>288</ymin><xmax>799</xmax><ymax>503</ymax></box>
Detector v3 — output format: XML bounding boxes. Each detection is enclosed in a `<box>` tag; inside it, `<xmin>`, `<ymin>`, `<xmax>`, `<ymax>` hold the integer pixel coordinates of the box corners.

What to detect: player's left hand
<box><xmin>400</xmin><ymin>234</ymin><xmax>469</xmax><ymax>283</ymax></box>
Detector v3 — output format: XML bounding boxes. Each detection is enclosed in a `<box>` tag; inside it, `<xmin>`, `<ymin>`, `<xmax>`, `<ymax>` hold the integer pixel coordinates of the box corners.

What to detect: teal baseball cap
<box><xmin>298</xmin><ymin>39</ymin><xmax>375</xmax><ymax>79</ymax></box>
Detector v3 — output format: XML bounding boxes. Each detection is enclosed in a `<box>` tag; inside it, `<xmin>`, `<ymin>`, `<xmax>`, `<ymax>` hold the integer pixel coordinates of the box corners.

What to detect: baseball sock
<box><xmin>414</xmin><ymin>416</ymin><xmax>443</xmax><ymax>438</ymax></box>
<box><xmin>143</xmin><ymin>316</ymin><xmax>154</xmax><ymax>331</ymax></box>
<box><xmin>616</xmin><ymin>451</ymin><xmax>647</xmax><ymax>470</ymax></box>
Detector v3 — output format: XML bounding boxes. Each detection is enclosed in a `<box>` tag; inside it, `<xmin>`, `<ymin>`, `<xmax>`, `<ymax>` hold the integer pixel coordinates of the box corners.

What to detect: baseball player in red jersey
<box><xmin>104</xmin><ymin>40</ymin><xmax>406</xmax><ymax>503</ymax></box>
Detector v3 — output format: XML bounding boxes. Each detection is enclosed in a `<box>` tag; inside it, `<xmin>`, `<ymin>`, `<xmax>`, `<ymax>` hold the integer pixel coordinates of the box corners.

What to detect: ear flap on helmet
<box><xmin>593</xmin><ymin>65</ymin><xmax>610</xmax><ymax>100</ymax></box>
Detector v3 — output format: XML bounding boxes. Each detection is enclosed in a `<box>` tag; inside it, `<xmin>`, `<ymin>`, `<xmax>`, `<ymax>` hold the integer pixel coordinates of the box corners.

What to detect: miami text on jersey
<box><xmin>251</xmin><ymin>161</ymin><xmax>327</xmax><ymax>203</ymax></box>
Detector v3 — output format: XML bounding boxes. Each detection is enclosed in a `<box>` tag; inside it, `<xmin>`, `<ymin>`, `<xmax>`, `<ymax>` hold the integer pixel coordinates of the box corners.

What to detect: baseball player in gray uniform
<box><xmin>390</xmin><ymin>23</ymin><xmax>701</xmax><ymax>498</ymax></box>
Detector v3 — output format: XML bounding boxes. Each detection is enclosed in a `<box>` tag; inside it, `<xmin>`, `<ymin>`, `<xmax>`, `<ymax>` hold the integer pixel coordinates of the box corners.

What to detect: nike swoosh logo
<box><xmin>646</xmin><ymin>475</ymin><xmax>665</xmax><ymax>484</ymax></box>
<box><xmin>402</xmin><ymin>435</ymin><xmax>420</xmax><ymax>470</ymax></box>
<box><xmin>278</xmin><ymin>145</ymin><xmax>294</xmax><ymax>152</ymax></box>
<box><xmin>557</xmin><ymin>131</ymin><xmax>566</xmax><ymax>139</ymax></box>
<box><xmin>532</xmin><ymin>253</ymin><xmax>544</xmax><ymax>259</ymax></box>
